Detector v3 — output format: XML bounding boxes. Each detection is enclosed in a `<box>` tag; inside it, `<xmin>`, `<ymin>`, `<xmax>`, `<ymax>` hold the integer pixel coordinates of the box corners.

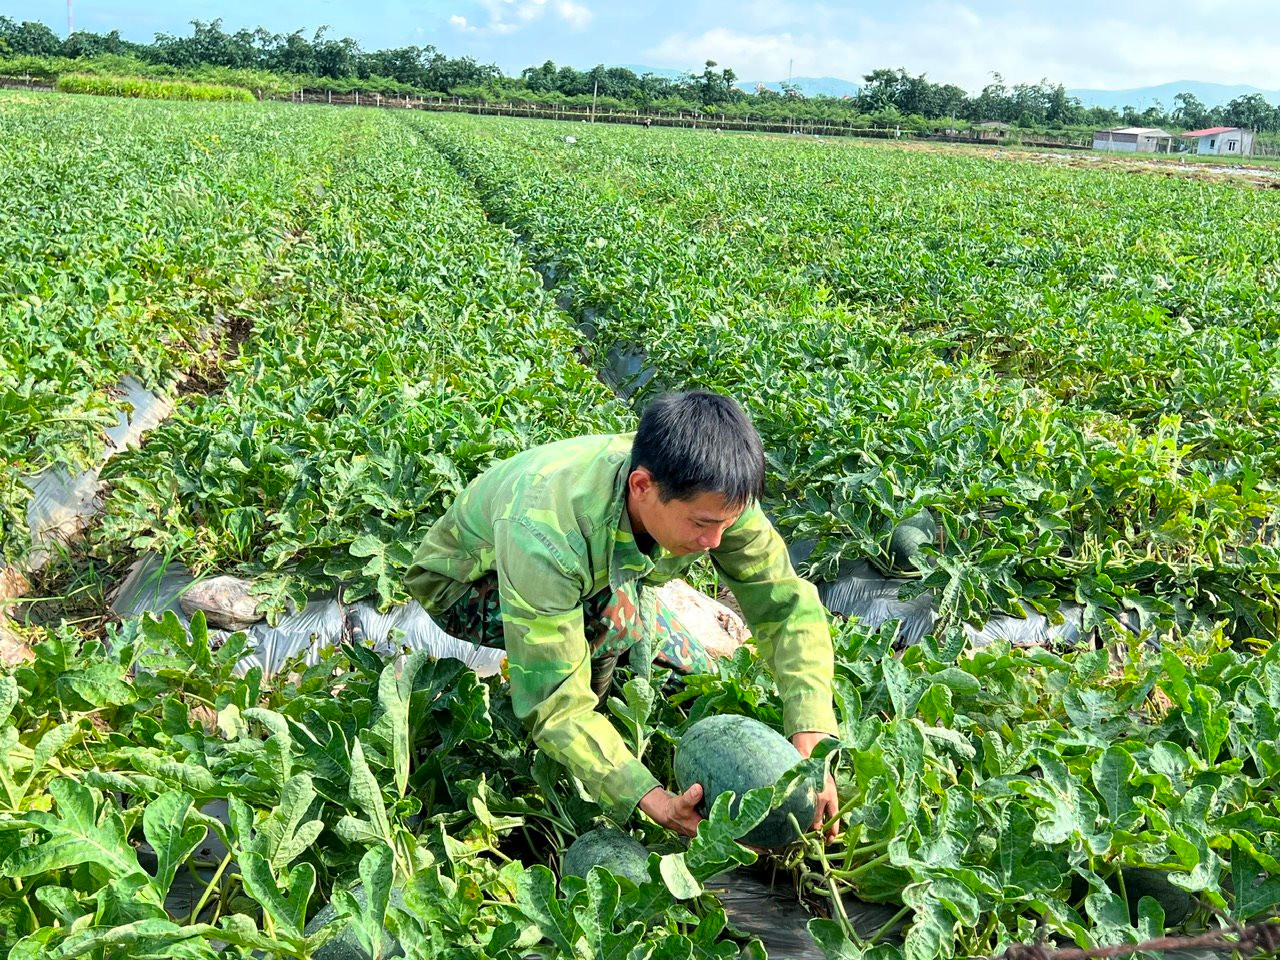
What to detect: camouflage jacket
<box><xmin>404</xmin><ymin>433</ymin><xmax>837</xmax><ymax>822</ymax></box>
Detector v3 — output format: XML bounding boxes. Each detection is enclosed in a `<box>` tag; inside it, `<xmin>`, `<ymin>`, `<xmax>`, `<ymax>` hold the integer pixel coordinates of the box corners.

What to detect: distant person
<box><xmin>405</xmin><ymin>391</ymin><xmax>840</xmax><ymax>840</ymax></box>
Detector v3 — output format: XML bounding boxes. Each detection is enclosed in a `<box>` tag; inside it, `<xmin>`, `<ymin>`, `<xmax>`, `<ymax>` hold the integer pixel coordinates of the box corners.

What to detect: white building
<box><xmin>1180</xmin><ymin>126</ymin><xmax>1255</xmax><ymax>157</ymax></box>
<box><xmin>1092</xmin><ymin>127</ymin><xmax>1176</xmax><ymax>153</ymax></box>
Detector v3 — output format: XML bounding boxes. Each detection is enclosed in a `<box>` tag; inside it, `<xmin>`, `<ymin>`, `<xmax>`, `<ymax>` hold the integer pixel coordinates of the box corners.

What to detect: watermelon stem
<box><xmin>866</xmin><ymin>904</ymin><xmax>911</xmax><ymax>945</ymax></box>
<box><xmin>185</xmin><ymin>850</ymin><xmax>233</xmax><ymax>925</ymax></box>
<box><xmin>830</xmin><ymin>850</ymin><xmax>891</xmax><ymax>882</ymax></box>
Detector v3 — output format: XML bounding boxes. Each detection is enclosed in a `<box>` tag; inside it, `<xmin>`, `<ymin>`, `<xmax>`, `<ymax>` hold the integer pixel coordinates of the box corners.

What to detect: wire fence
<box><xmin>1000</xmin><ymin>919</ymin><xmax>1280</xmax><ymax>960</ymax></box>
<box><xmin>272</xmin><ymin>87</ymin><xmax>1095</xmax><ymax>148</ymax></box>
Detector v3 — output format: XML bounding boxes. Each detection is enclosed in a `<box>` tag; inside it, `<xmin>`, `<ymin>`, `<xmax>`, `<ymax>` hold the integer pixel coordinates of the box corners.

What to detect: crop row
<box><xmin>420</xmin><ymin>114</ymin><xmax>1280</xmax><ymax>637</ymax></box>
<box><xmin>91</xmin><ymin>103</ymin><xmax>626</xmax><ymax>614</ymax></box>
<box><xmin>0</xmin><ymin>92</ymin><xmax>345</xmax><ymax>568</ymax></box>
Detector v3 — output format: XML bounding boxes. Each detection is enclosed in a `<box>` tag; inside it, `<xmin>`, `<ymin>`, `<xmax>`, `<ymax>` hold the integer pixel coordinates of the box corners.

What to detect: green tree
<box><xmin>1172</xmin><ymin>91</ymin><xmax>1210</xmax><ymax>130</ymax></box>
<box><xmin>1223</xmin><ymin>93</ymin><xmax>1276</xmax><ymax>132</ymax></box>
<box><xmin>520</xmin><ymin>59</ymin><xmax>559</xmax><ymax>93</ymax></box>
<box><xmin>4</xmin><ymin>19</ymin><xmax>61</xmax><ymax>56</ymax></box>
<box><xmin>971</xmin><ymin>72</ymin><xmax>1010</xmax><ymax>122</ymax></box>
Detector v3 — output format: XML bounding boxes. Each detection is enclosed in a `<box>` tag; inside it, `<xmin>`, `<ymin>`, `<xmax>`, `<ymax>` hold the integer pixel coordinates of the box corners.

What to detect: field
<box><xmin>3</xmin><ymin>90</ymin><xmax>1280</xmax><ymax>959</ymax></box>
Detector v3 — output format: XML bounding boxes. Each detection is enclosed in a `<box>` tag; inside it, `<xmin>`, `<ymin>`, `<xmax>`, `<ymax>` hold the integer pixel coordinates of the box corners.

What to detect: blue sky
<box><xmin>5</xmin><ymin>1</ymin><xmax>1280</xmax><ymax>91</ymax></box>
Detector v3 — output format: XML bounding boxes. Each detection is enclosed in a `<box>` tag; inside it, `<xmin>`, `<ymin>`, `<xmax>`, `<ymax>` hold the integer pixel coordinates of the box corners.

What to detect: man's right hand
<box><xmin>638</xmin><ymin>784</ymin><xmax>704</xmax><ymax>837</ymax></box>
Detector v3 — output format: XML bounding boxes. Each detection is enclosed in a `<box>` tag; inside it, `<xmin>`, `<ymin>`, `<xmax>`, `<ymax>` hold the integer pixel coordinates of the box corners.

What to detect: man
<box><xmin>405</xmin><ymin>391</ymin><xmax>839</xmax><ymax>839</ymax></box>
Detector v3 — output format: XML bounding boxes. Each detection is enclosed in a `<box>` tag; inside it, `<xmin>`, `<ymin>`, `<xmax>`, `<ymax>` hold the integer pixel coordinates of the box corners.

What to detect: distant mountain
<box><xmin>619</xmin><ymin>67</ymin><xmax>1278</xmax><ymax>109</ymax></box>
<box><xmin>621</xmin><ymin>65</ymin><xmax>860</xmax><ymax>98</ymax></box>
<box><xmin>1067</xmin><ymin>80</ymin><xmax>1280</xmax><ymax>109</ymax></box>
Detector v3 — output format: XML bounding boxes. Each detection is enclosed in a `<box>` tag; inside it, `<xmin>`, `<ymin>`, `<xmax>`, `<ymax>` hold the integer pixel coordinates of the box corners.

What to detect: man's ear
<box><xmin>628</xmin><ymin>466</ymin><xmax>656</xmax><ymax>499</ymax></box>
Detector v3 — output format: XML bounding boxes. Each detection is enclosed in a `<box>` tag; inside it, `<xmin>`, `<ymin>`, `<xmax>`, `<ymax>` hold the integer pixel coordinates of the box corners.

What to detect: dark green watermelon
<box><xmin>674</xmin><ymin>714</ymin><xmax>818</xmax><ymax>849</ymax></box>
<box><xmin>562</xmin><ymin>827</ymin><xmax>651</xmax><ymax>886</ymax></box>
<box><xmin>304</xmin><ymin>882</ymin><xmax>405</xmax><ymax>960</ymax></box>
<box><xmin>1117</xmin><ymin>867</ymin><xmax>1194</xmax><ymax>926</ymax></box>
<box><xmin>888</xmin><ymin>510</ymin><xmax>937</xmax><ymax>570</ymax></box>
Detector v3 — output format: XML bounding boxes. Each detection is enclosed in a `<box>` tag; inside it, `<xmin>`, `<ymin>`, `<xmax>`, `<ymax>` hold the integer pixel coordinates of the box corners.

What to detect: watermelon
<box><xmin>304</xmin><ymin>882</ymin><xmax>405</xmax><ymax>960</ymax></box>
<box><xmin>1117</xmin><ymin>867</ymin><xmax>1194</xmax><ymax>926</ymax></box>
<box><xmin>888</xmin><ymin>510</ymin><xmax>937</xmax><ymax>570</ymax></box>
<box><xmin>674</xmin><ymin>714</ymin><xmax>818</xmax><ymax>849</ymax></box>
<box><xmin>562</xmin><ymin>827</ymin><xmax>651</xmax><ymax>886</ymax></box>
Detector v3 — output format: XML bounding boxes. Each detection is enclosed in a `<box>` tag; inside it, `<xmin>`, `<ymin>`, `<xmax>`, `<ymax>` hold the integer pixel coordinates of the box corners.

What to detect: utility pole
<box><xmin>67</xmin><ymin>0</ymin><xmax>73</xmax><ymax>36</ymax></box>
<box><xmin>592</xmin><ymin>78</ymin><xmax>598</xmax><ymax>123</ymax></box>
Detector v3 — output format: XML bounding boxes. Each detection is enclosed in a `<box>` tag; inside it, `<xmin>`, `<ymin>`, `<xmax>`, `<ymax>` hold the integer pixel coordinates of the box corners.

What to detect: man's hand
<box><xmin>639</xmin><ymin>784</ymin><xmax>704</xmax><ymax>837</ymax></box>
<box><xmin>791</xmin><ymin>731</ymin><xmax>841</xmax><ymax>841</ymax></box>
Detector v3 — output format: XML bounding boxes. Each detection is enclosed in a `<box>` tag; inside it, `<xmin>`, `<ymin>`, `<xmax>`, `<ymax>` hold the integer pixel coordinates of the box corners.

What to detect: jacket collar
<box><xmin>608</xmin><ymin>454</ymin><xmax>654</xmax><ymax>590</ymax></box>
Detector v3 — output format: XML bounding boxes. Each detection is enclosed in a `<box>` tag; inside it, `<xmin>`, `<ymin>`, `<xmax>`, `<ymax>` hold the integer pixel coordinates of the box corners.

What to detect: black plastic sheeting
<box><xmin>714</xmin><ymin>868</ymin><xmax>904</xmax><ymax>958</ymax></box>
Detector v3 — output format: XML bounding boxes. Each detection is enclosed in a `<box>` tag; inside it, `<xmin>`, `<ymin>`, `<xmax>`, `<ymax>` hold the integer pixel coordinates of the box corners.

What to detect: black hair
<box><xmin>631</xmin><ymin>391</ymin><xmax>765</xmax><ymax>509</ymax></box>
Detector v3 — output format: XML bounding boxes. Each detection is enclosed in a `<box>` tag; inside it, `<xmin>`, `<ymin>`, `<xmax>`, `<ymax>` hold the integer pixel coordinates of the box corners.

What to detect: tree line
<box><xmin>2</xmin><ymin>16</ymin><xmax>1278</xmax><ymax>133</ymax></box>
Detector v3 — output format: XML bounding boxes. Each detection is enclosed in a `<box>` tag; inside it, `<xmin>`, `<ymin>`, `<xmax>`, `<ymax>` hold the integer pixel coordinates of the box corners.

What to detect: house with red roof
<box><xmin>1180</xmin><ymin>126</ymin><xmax>1254</xmax><ymax>157</ymax></box>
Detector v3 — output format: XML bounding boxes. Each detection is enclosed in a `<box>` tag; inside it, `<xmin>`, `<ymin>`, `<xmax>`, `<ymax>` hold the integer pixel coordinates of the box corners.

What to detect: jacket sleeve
<box><xmin>494</xmin><ymin>516</ymin><xmax>660</xmax><ymax>821</ymax></box>
<box><xmin>711</xmin><ymin>504</ymin><xmax>838</xmax><ymax>737</ymax></box>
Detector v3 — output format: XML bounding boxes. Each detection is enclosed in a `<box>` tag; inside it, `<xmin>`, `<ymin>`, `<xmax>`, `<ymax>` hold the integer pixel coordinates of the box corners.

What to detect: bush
<box><xmin>54</xmin><ymin>73</ymin><xmax>255</xmax><ymax>102</ymax></box>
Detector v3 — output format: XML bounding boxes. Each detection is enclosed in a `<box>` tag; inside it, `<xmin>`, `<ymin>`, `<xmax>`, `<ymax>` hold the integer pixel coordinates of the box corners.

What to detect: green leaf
<box><xmin>239</xmin><ymin>851</ymin><xmax>315</xmax><ymax>940</ymax></box>
<box><xmin>658</xmin><ymin>852</ymin><xmax>703</xmax><ymax>900</ymax></box>
<box><xmin>514</xmin><ymin>865</ymin><xmax>577</xmax><ymax>954</ymax></box>
<box><xmin>57</xmin><ymin>662</ymin><xmax>136</xmax><ymax>710</ymax></box>
<box><xmin>883</xmin><ymin>656</ymin><xmax>924</xmax><ymax>718</ymax></box>
<box><xmin>607</xmin><ymin>676</ymin><xmax>657</xmax><ymax>760</ymax></box>
<box><xmin>343</xmin><ymin>844</ymin><xmax>396</xmax><ymax>959</ymax></box>
<box><xmin>336</xmin><ymin>738</ymin><xmax>394</xmax><ymax>848</ymax></box>
<box><xmin>808</xmin><ymin>918</ymin><xmax>863</xmax><ymax>960</ymax></box>
<box><xmin>2</xmin><ymin>779</ymin><xmax>143</xmax><ymax>881</ymax></box>
<box><xmin>1091</xmin><ymin>745</ymin><xmax>1138</xmax><ymax>827</ymax></box>
<box><xmin>142</xmin><ymin>791</ymin><xmax>207</xmax><ymax>899</ymax></box>
<box><xmin>1232</xmin><ymin>842</ymin><xmax>1280</xmax><ymax>920</ymax></box>
<box><xmin>376</xmin><ymin>650</ymin><xmax>428</xmax><ymax>798</ymax></box>
<box><xmin>1136</xmin><ymin>896</ymin><xmax>1165</xmax><ymax>941</ymax></box>
<box><xmin>252</xmin><ymin>774</ymin><xmax>325</xmax><ymax>871</ymax></box>
<box><xmin>0</xmin><ymin>674</ymin><xmax>17</xmax><ymax>723</ymax></box>
<box><xmin>683</xmin><ymin>787</ymin><xmax>768</xmax><ymax>878</ymax></box>
<box><xmin>242</xmin><ymin>707</ymin><xmax>294</xmax><ymax>792</ymax></box>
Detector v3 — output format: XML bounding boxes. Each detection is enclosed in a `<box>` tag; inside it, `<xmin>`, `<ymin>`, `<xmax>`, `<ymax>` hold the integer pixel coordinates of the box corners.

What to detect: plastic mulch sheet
<box><xmin>111</xmin><ymin>552</ymin><xmax>506</xmax><ymax>679</ymax></box>
<box><xmin>23</xmin><ymin>377</ymin><xmax>174</xmax><ymax>572</ymax></box>
<box><xmin>789</xmin><ymin>544</ymin><xmax>1138</xmax><ymax>649</ymax></box>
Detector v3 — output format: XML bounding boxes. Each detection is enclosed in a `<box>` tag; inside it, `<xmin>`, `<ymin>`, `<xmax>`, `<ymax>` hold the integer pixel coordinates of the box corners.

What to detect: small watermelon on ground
<box><xmin>304</xmin><ymin>882</ymin><xmax>406</xmax><ymax>960</ymax></box>
<box><xmin>562</xmin><ymin>827</ymin><xmax>651</xmax><ymax>886</ymax></box>
<box><xmin>674</xmin><ymin>714</ymin><xmax>818</xmax><ymax>849</ymax></box>
<box><xmin>888</xmin><ymin>510</ymin><xmax>937</xmax><ymax>570</ymax></box>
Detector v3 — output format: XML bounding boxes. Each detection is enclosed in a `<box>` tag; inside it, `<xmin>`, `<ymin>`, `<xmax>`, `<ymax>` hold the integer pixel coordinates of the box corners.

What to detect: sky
<box><xmin>5</xmin><ymin>0</ymin><xmax>1280</xmax><ymax>93</ymax></box>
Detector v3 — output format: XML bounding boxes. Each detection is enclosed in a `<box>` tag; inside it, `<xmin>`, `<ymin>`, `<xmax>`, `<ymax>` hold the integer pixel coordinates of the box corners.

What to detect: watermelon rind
<box><xmin>674</xmin><ymin>714</ymin><xmax>818</xmax><ymax>849</ymax></box>
<box><xmin>888</xmin><ymin>510</ymin><xmax>938</xmax><ymax>570</ymax></box>
<box><xmin>562</xmin><ymin>827</ymin><xmax>652</xmax><ymax>886</ymax></box>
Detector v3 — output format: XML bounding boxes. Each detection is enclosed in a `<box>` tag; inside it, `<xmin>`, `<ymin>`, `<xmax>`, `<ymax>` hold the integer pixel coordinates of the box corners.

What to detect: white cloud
<box><xmin>556</xmin><ymin>0</ymin><xmax>593</xmax><ymax>30</ymax></box>
<box><xmin>644</xmin><ymin>2</ymin><xmax>1280</xmax><ymax>91</ymax></box>
<box><xmin>452</xmin><ymin>0</ymin><xmax>591</xmax><ymax>36</ymax></box>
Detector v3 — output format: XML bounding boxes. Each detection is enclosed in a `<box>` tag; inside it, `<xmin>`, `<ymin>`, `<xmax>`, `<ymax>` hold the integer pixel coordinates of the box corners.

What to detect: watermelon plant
<box><xmin>0</xmin><ymin>92</ymin><xmax>349</xmax><ymax>569</ymax></box>
<box><xmin>7</xmin><ymin>92</ymin><xmax>1280</xmax><ymax>959</ymax></box>
<box><xmin>421</xmin><ymin>113</ymin><xmax>1280</xmax><ymax>640</ymax></box>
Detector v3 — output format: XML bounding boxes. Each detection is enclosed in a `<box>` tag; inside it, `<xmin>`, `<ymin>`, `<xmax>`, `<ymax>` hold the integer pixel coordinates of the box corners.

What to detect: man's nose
<box><xmin>699</xmin><ymin>529</ymin><xmax>723</xmax><ymax>550</ymax></box>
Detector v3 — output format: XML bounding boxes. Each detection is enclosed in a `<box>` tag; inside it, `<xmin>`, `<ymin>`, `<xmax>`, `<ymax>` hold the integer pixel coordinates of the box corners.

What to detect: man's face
<box><xmin>628</xmin><ymin>469</ymin><xmax>744</xmax><ymax>555</ymax></box>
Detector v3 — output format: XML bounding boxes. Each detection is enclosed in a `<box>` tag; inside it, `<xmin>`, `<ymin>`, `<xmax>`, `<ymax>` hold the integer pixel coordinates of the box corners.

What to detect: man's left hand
<box><xmin>791</xmin><ymin>731</ymin><xmax>841</xmax><ymax>841</ymax></box>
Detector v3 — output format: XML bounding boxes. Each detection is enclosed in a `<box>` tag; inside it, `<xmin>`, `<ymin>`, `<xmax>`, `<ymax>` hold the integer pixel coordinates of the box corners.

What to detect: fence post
<box><xmin>328</xmin><ymin>90</ymin><xmax>332</xmax><ymax>104</ymax></box>
<box><xmin>355</xmin><ymin>90</ymin><xmax>359</xmax><ymax>106</ymax></box>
